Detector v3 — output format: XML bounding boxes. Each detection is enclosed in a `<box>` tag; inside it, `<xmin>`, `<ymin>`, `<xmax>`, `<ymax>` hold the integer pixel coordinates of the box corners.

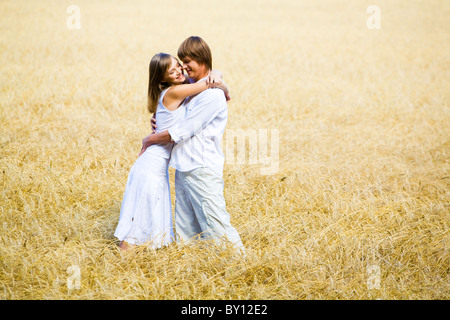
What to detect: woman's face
<box><xmin>164</xmin><ymin>57</ymin><xmax>185</xmax><ymax>85</ymax></box>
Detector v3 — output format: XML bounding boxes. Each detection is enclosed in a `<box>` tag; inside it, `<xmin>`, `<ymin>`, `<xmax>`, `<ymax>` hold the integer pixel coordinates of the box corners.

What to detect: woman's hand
<box><xmin>206</xmin><ymin>70</ymin><xmax>223</xmax><ymax>87</ymax></box>
<box><xmin>206</xmin><ymin>70</ymin><xmax>230</xmax><ymax>101</ymax></box>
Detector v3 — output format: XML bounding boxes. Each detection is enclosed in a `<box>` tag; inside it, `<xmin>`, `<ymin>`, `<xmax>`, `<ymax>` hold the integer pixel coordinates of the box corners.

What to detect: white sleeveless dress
<box><xmin>114</xmin><ymin>88</ymin><xmax>185</xmax><ymax>247</ymax></box>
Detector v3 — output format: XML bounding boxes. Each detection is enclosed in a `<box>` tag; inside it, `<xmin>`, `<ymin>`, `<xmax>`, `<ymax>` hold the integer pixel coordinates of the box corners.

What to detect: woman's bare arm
<box><xmin>163</xmin><ymin>80</ymin><xmax>210</xmax><ymax>110</ymax></box>
<box><xmin>163</xmin><ymin>70</ymin><xmax>228</xmax><ymax>110</ymax></box>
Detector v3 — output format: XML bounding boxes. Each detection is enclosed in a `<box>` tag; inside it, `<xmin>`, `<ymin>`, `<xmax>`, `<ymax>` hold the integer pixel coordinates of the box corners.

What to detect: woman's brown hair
<box><xmin>147</xmin><ymin>53</ymin><xmax>173</xmax><ymax>114</ymax></box>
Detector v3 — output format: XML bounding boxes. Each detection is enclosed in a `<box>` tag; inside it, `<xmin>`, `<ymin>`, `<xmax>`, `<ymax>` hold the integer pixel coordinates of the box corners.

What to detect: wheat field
<box><xmin>0</xmin><ymin>0</ymin><xmax>449</xmax><ymax>300</ymax></box>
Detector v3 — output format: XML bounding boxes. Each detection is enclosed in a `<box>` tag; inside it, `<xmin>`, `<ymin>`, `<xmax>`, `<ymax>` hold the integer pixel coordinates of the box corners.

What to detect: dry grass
<box><xmin>1</xmin><ymin>0</ymin><xmax>449</xmax><ymax>300</ymax></box>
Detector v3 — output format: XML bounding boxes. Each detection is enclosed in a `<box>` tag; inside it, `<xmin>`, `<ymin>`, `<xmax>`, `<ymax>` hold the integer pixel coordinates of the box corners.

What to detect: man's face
<box><xmin>181</xmin><ymin>57</ymin><xmax>205</xmax><ymax>80</ymax></box>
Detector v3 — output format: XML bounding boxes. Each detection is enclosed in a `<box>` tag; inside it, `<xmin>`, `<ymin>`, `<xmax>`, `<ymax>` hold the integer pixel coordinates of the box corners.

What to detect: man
<box><xmin>141</xmin><ymin>36</ymin><xmax>245</xmax><ymax>255</ymax></box>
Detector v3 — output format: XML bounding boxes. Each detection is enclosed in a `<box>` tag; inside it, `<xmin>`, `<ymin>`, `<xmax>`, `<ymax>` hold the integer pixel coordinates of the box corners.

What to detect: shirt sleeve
<box><xmin>168</xmin><ymin>88</ymin><xmax>226</xmax><ymax>143</ymax></box>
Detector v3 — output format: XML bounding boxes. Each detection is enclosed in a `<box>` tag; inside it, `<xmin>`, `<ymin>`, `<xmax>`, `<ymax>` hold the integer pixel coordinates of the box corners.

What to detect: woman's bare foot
<box><xmin>119</xmin><ymin>241</ymin><xmax>136</xmax><ymax>251</ymax></box>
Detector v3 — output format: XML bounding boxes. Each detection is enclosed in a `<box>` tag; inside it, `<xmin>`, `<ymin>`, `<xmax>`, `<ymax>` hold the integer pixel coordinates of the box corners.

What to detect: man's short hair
<box><xmin>178</xmin><ymin>36</ymin><xmax>213</xmax><ymax>71</ymax></box>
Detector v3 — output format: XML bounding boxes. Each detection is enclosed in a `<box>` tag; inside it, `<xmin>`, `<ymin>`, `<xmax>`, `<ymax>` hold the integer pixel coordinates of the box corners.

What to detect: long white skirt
<box><xmin>114</xmin><ymin>148</ymin><xmax>173</xmax><ymax>248</ymax></box>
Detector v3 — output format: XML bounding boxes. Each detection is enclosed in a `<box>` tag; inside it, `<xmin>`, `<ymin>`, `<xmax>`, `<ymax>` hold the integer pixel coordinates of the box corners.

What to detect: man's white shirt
<box><xmin>168</xmin><ymin>85</ymin><xmax>227</xmax><ymax>177</ymax></box>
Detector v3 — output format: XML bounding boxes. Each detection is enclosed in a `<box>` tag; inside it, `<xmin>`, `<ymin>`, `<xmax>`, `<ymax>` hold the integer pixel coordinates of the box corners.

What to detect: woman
<box><xmin>114</xmin><ymin>53</ymin><xmax>229</xmax><ymax>251</ymax></box>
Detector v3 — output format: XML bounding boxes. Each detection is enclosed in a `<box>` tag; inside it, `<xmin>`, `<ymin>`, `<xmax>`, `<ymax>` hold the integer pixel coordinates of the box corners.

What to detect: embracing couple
<box><xmin>113</xmin><ymin>36</ymin><xmax>245</xmax><ymax>256</ymax></box>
